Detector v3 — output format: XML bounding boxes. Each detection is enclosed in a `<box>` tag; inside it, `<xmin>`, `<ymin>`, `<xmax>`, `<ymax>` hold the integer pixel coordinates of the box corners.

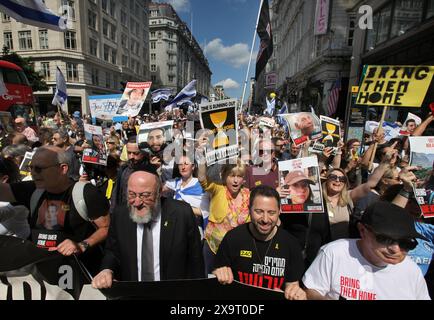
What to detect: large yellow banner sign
<box><xmin>356</xmin><ymin>65</ymin><xmax>434</xmax><ymax>107</ymax></box>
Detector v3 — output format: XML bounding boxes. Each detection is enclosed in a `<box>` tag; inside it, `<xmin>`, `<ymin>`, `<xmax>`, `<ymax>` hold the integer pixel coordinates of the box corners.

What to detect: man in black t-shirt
<box><xmin>0</xmin><ymin>146</ymin><xmax>110</xmax><ymax>261</ymax></box>
<box><xmin>213</xmin><ymin>185</ymin><xmax>306</xmax><ymax>300</ymax></box>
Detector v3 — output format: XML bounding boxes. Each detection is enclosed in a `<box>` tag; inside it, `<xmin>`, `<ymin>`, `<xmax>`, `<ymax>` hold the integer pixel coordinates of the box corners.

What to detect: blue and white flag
<box><xmin>52</xmin><ymin>67</ymin><xmax>67</xmax><ymax>107</ymax></box>
<box><xmin>276</xmin><ymin>103</ymin><xmax>288</xmax><ymax>130</ymax></box>
<box><xmin>265</xmin><ymin>98</ymin><xmax>275</xmax><ymax>116</ymax></box>
<box><xmin>365</xmin><ymin>121</ymin><xmax>401</xmax><ymax>141</ymax></box>
<box><xmin>165</xmin><ymin>80</ymin><xmax>197</xmax><ymax>111</ymax></box>
<box><xmin>151</xmin><ymin>88</ymin><xmax>173</xmax><ymax>103</ymax></box>
<box><xmin>0</xmin><ymin>0</ymin><xmax>67</xmax><ymax>32</ymax></box>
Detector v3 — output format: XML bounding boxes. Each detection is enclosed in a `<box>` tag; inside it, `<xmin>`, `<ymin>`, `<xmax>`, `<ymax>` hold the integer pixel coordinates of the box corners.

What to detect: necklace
<box><xmin>252</xmin><ymin>233</ymin><xmax>275</xmax><ymax>276</ymax></box>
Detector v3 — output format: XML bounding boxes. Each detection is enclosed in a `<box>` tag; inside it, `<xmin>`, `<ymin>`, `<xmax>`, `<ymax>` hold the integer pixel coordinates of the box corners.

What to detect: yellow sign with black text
<box><xmin>356</xmin><ymin>65</ymin><xmax>434</xmax><ymax>107</ymax></box>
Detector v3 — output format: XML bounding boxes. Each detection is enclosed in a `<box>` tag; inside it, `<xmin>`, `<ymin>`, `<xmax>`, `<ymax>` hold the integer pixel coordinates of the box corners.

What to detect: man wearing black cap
<box><xmin>302</xmin><ymin>201</ymin><xmax>430</xmax><ymax>300</ymax></box>
<box><xmin>92</xmin><ymin>170</ymin><xmax>204</xmax><ymax>288</ymax></box>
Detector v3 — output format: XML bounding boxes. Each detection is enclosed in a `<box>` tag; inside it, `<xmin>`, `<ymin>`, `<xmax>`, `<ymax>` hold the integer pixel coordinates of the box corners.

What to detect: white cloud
<box><xmin>156</xmin><ymin>0</ymin><xmax>190</xmax><ymax>13</ymax></box>
<box><xmin>205</xmin><ymin>38</ymin><xmax>251</xmax><ymax>68</ymax></box>
<box><xmin>215</xmin><ymin>79</ymin><xmax>240</xmax><ymax>90</ymax></box>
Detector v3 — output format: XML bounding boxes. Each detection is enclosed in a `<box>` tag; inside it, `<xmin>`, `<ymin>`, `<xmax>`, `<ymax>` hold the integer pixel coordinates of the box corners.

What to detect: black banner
<box><xmin>255</xmin><ymin>0</ymin><xmax>273</xmax><ymax>80</ymax></box>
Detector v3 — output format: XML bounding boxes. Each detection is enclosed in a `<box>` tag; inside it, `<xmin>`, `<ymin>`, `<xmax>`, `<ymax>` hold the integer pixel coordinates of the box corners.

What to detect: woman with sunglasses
<box><xmin>323</xmin><ymin>148</ymin><xmax>397</xmax><ymax>241</ymax></box>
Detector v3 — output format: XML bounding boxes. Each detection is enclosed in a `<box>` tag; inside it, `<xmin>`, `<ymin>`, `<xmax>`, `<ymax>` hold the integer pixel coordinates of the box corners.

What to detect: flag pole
<box><xmin>241</xmin><ymin>0</ymin><xmax>264</xmax><ymax>114</ymax></box>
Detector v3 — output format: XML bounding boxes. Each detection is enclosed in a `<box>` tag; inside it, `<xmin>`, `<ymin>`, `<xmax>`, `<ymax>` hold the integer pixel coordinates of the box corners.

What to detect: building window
<box><xmin>61</xmin><ymin>0</ymin><xmax>76</xmax><ymax>20</ymax></box>
<box><xmin>91</xmin><ymin>68</ymin><xmax>99</xmax><ymax>85</ymax></box>
<box><xmin>3</xmin><ymin>32</ymin><xmax>13</xmax><ymax>50</ymax></box>
<box><xmin>347</xmin><ymin>18</ymin><xmax>355</xmax><ymax>47</ymax></box>
<box><xmin>88</xmin><ymin>10</ymin><xmax>97</xmax><ymax>30</ymax></box>
<box><xmin>121</xmin><ymin>34</ymin><xmax>128</xmax><ymax>48</ymax></box>
<box><xmin>365</xmin><ymin>4</ymin><xmax>392</xmax><ymax>50</ymax></box>
<box><xmin>2</xmin><ymin>14</ymin><xmax>10</xmax><ymax>22</ymax></box>
<box><xmin>40</xmin><ymin>62</ymin><xmax>50</xmax><ymax>79</ymax></box>
<box><xmin>103</xmin><ymin>19</ymin><xmax>109</xmax><ymax>37</ymax></box>
<box><xmin>104</xmin><ymin>45</ymin><xmax>110</xmax><ymax>61</ymax></box>
<box><xmin>150</xmin><ymin>41</ymin><xmax>156</xmax><ymax>50</ymax></box>
<box><xmin>106</xmin><ymin>72</ymin><xmax>111</xmax><ymax>88</ymax></box>
<box><xmin>151</xmin><ymin>75</ymin><xmax>156</xmax><ymax>82</ymax></box>
<box><xmin>18</xmin><ymin>31</ymin><xmax>32</xmax><ymax>50</ymax></box>
<box><xmin>110</xmin><ymin>0</ymin><xmax>116</xmax><ymax>17</ymax></box>
<box><xmin>168</xmin><ymin>42</ymin><xmax>174</xmax><ymax>50</ymax></box>
<box><xmin>38</xmin><ymin>29</ymin><xmax>48</xmax><ymax>49</ymax></box>
<box><xmin>64</xmin><ymin>31</ymin><xmax>76</xmax><ymax>49</ymax></box>
<box><xmin>150</xmin><ymin>31</ymin><xmax>156</xmax><ymax>38</ymax></box>
<box><xmin>391</xmin><ymin>0</ymin><xmax>423</xmax><ymax>37</ymax></box>
<box><xmin>151</xmin><ymin>53</ymin><xmax>156</xmax><ymax>61</ymax></box>
<box><xmin>151</xmin><ymin>10</ymin><xmax>158</xmax><ymax>17</ymax></box>
<box><xmin>151</xmin><ymin>65</ymin><xmax>156</xmax><ymax>72</ymax></box>
<box><xmin>168</xmin><ymin>32</ymin><xmax>173</xmax><ymax>39</ymax></box>
<box><xmin>122</xmin><ymin>55</ymin><xmax>128</xmax><ymax>67</ymax></box>
<box><xmin>111</xmin><ymin>50</ymin><xmax>117</xmax><ymax>64</ymax></box>
<box><xmin>427</xmin><ymin>0</ymin><xmax>434</xmax><ymax>18</ymax></box>
<box><xmin>121</xmin><ymin>10</ymin><xmax>127</xmax><ymax>26</ymax></box>
<box><xmin>168</xmin><ymin>75</ymin><xmax>175</xmax><ymax>83</ymax></box>
<box><xmin>110</xmin><ymin>25</ymin><xmax>116</xmax><ymax>41</ymax></box>
<box><xmin>102</xmin><ymin>0</ymin><xmax>108</xmax><ymax>12</ymax></box>
<box><xmin>66</xmin><ymin>63</ymin><xmax>79</xmax><ymax>81</ymax></box>
<box><xmin>89</xmin><ymin>38</ymin><xmax>98</xmax><ymax>56</ymax></box>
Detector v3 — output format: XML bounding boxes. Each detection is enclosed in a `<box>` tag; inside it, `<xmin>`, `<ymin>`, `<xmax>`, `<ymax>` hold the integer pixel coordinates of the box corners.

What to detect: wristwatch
<box><xmin>78</xmin><ymin>240</ymin><xmax>90</xmax><ymax>253</ymax></box>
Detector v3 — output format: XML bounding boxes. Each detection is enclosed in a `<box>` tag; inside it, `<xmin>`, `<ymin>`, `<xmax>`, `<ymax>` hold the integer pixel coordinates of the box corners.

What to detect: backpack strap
<box><xmin>30</xmin><ymin>189</ymin><xmax>45</xmax><ymax>217</ymax></box>
<box><xmin>72</xmin><ymin>181</ymin><xmax>90</xmax><ymax>222</ymax></box>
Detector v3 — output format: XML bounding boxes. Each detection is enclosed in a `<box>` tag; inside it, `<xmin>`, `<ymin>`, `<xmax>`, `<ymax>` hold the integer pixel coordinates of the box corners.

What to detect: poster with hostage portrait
<box><xmin>311</xmin><ymin>116</ymin><xmax>341</xmax><ymax>154</ymax></box>
<box><xmin>278</xmin><ymin>156</ymin><xmax>324</xmax><ymax>214</ymax></box>
<box><xmin>82</xmin><ymin>124</ymin><xmax>107</xmax><ymax>166</ymax></box>
<box><xmin>137</xmin><ymin>121</ymin><xmax>174</xmax><ymax>159</ymax></box>
<box><xmin>117</xmin><ymin>82</ymin><xmax>152</xmax><ymax>117</ymax></box>
<box><xmin>409</xmin><ymin>137</ymin><xmax>434</xmax><ymax>218</ymax></box>
<box><xmin>200</xmin><ymin>99</ymin><xmax>238</xmax><ymax>166</ymax></box>
<box><xmin>282</xmin><ymin>112</ymin><xmax>321</xmax><ymax>146</ymax></box>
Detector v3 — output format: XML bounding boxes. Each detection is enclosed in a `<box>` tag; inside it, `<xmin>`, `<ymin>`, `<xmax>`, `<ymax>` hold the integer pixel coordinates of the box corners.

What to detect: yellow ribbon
<box><xmin>106</xmin><ymin>179</ymin><xmax>114</xmax><ymax>200</ymax></box>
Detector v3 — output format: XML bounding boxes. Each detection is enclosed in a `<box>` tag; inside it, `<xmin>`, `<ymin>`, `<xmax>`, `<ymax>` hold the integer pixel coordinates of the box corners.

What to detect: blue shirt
<box><xmin>408</xmin><ymin>222</ymin><xmax>434</xmax><ymax>276</ymax></box>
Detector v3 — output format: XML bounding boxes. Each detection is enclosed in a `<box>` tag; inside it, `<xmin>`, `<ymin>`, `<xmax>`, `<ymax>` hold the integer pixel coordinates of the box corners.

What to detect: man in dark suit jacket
<box><xmin>92</xmin><ymin>171</ymin><xmax>204</xmax><ymax>288</ymax></box>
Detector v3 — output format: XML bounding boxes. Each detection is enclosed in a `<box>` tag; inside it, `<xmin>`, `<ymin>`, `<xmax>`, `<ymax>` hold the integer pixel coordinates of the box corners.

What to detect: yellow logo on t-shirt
<box><xmin>275</xmin><ymin>243</ymin><xmax>279</xmax><ymax>250</ymax></box>
<box><xmin>255</xmin><ymin>181</ymin><xmax>262</xmax><ymax>186</ymax></box>
<box><xmin>240</xmin><ymin>250</ymin><xmax>252</xmax><ymax>258</ymax></box>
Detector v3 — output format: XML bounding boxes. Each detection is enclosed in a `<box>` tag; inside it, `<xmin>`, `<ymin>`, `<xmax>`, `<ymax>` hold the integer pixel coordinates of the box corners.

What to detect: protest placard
<box><xmin>356</xmin><ymin>65</ymin><xmax>434</xmax><ymax>107</ymax></box>
<box><xmin>200</xmin><ymin>99</ymin><xmax>239</xmax><ymax>165</ymax></box>
<box><xmin>89</xmin><ymin>94</ymin><xmax>124</xmax><ymax>122</ymax></box>
<box><xmin>281</xmin><ymin>112</ymin><xmax>321</xmax><ymax>146</ymax></box>
<box><xmin>137</xmin><ymin>121</ymin><xmax>174</xmax><ymax>151</ymax></box>
<box><xmin>311</xmin><ymin>116</ymin><xmax>341</xmax><ymax>154</ymax></box>
<box><xmin>278</xmin><ymin>156</ymin><xmax>324</xmax><ymax>214</ymax></box>
<box><xmin>117</xmin><ymin>82</ymin><xmax>152</xmax><ymax>118</ymax></box>
<box><xmin>82</xmin><ymin>124</ymin><xmax>107</xmax><ymax>166</ymax></box>
<box><xmin>409</xmin><ymin>136</ymin><xmax>434</xmax><ymax>218</ymax></box>
<box><xmin>19</xmin><ymin>151</ymin><xmax>35</xmax><ymax>177</ymax></box>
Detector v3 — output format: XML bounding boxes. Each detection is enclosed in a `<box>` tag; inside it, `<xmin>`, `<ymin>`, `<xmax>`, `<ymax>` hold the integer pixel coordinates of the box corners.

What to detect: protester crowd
<box><xmin>0</xmin><ymin>102</ymin><xmax>433</xmax><ymax>301</ymax></box>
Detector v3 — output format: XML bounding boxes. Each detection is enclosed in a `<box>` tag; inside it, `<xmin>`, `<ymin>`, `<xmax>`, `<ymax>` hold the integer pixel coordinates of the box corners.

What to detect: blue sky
<box><xmin>156</xmin><ymin>0</ymin><xmax>261</xmax><ymax>100</ymax></box>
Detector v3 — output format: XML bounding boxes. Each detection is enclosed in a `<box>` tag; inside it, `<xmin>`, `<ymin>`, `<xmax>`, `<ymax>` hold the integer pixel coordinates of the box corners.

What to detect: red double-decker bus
<box><xmin>0</xmin><ymin>60</ymin><xmax>37</xmax><ymax>125</ymax></box>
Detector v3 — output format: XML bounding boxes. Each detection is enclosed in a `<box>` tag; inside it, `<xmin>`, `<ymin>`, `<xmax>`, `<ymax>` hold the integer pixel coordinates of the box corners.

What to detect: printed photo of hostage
<box><xmin>279</xmin><ymin>156</ymin><xmax>324</xmax><ymax>213</ymax></box>
<box><xmin>282</xmin><ymin>112</ymin><xmax>322</xmax><ymax>146</ymax></box>
<box><xmin>82</xmin><ymin>124</ymin><xmax>107</xmax><ymax>166</ymax></box>
<box><xmin>117</xmin><ymin>82</ymin><xmax>152</xmax><ymax>117</ymax></box>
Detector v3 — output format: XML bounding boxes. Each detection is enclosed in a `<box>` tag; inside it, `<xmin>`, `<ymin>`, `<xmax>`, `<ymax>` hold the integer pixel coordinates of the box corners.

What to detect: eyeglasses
<box><xmin>28</xmin><ymin>163</ymin><xmax>60</xmax><ymax>174</ymax></box>
<box><xmin>128</xmin><ymin>191</ymin><xmax>155</xmax><ymax>201</ymax></box>
<box><xmin>327</xmin><ymin>174</ymin><xmax>347</xmax><ymax>183</ymax></box>
<box><xmin>107</xmin><ymin>141</ymin><xmax>116</xmax><ymax>144</ymax></box>
<box><xmin>364</xmin><ymin>225</ymin><xmax>418</xmax><ymax>251</ymax></box>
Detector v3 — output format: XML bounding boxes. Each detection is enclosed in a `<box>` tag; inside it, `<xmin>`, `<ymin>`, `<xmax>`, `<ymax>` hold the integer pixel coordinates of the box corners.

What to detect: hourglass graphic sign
<box><xmin>210</xmin><ymin>111</ymin><xmax>229</xmax><ymax>149</ymax></box>
<box><xmin>320</xmin><ymin>116</ymin><xmax>341</xmax><ymax>148</ymax></box>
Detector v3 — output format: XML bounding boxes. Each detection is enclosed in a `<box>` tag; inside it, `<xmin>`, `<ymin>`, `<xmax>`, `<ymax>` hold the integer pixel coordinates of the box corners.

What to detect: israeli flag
<box><xmin>165</xmin><ymin>80</ymin><xmax>197</xmax><ymax>111</ymax></box>
<box><xmin>51</xmin><ymin>67</ymin><xmax>67</xmax><ymax>107</ymax></box>
<box><xmin>277</xmin><ymin>103</ymin><xmax>288</xmax><ymax>130</ymax></box>
<box><xmin>0</xmin><ymin>0</ymin><xmax>67</xmax><ymax>32</ymax></box>
<box><xmin>151</xmin><ymin>88</ymin><xmax>173</xmax><ymax>103</ymax></box>
<box><xmin>265</xmin><ymin>98</ymin><xmax>275</xmax><ymax>116</ymax></box>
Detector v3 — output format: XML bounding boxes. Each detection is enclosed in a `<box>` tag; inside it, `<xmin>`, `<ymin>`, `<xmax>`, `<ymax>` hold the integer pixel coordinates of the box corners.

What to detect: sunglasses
<box><xmin>28</xmin><ymin>163</ymin><xmax>60</xmax><ymax>174</ymax></box>
<box><xmin>365</xmin><ymin>225</ymin><xmax>418</xmax><ymax>251</ymax></box>
<box><xmin>327</xmin><ymin>174</ymin><xmax>347</xmax><ymax>183</ymax></box>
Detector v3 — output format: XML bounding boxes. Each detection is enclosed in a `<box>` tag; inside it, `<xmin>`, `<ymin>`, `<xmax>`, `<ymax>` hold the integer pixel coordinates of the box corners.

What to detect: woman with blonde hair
<box><xmin>323</xmin><ymin>149</ymin><xmax>394</xmax><ymax>241</ymax></box>
<box><xmin>197</xmin><ymin>136</ymin><xmax>250</xmax><ymax>274</ymax></box>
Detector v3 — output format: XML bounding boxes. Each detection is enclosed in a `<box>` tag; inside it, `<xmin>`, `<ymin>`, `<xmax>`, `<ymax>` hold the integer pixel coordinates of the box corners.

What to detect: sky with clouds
<box><xmin>155</xmin><ymin>0</ymin><xmax>260</xmax><ymax>100</ymax></box>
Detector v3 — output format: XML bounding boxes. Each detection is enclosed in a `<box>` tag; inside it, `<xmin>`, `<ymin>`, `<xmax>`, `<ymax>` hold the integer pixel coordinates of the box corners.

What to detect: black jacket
<box><xmin>101</xmin><ymin>198</ymin><xmax>205</xmax><ymax>281</ymax></box>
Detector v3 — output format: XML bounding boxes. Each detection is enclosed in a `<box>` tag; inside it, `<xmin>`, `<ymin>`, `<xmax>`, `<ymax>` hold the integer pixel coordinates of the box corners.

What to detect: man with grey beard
<box><xmin>92</xmin><ymin>170</ymin><xmax>204</xmax><ymax>288</ymax></box>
